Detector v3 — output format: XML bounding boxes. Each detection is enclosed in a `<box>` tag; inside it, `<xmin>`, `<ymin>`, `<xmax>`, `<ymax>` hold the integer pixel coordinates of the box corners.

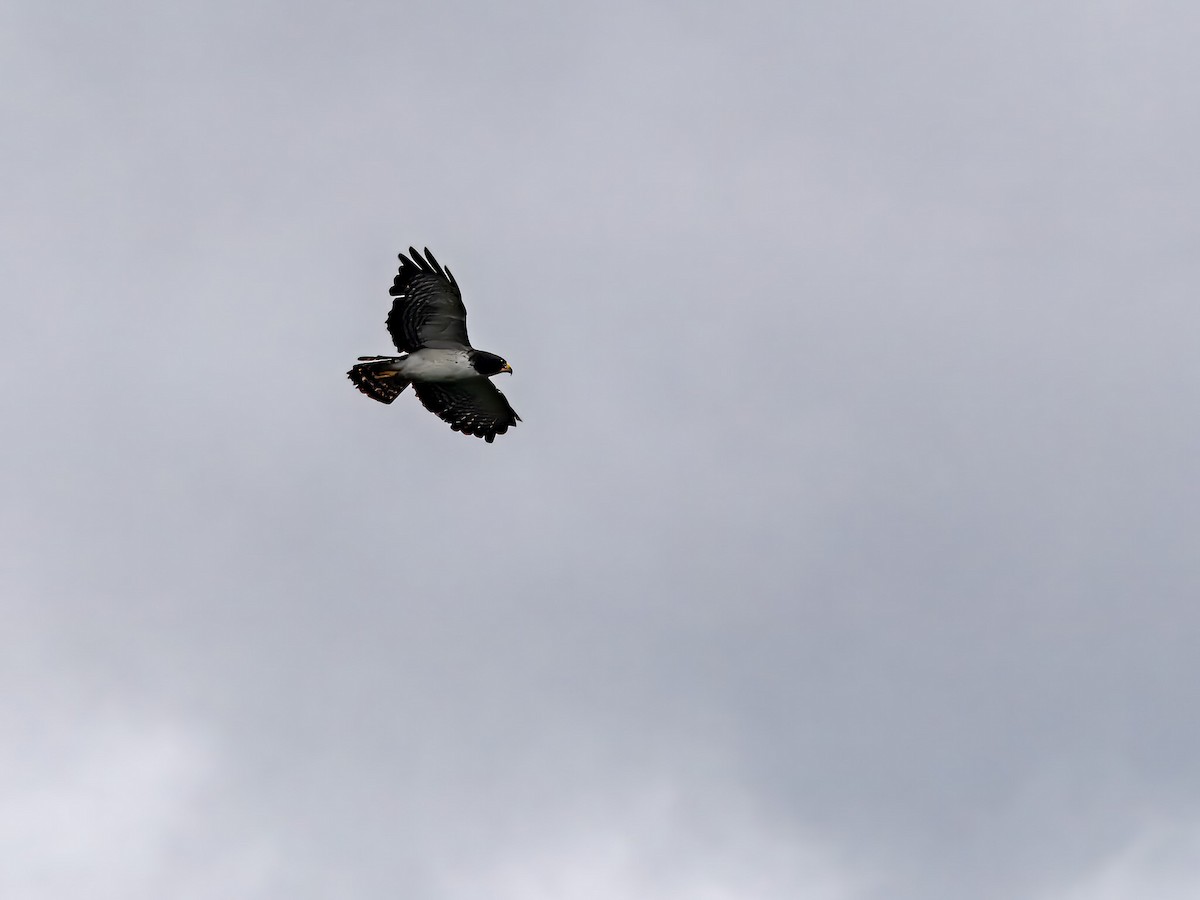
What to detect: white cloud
<box><xmin>435</xmin><ymin>784</ymin><xmax>872</xmax><ymax>900</ymax></box>
<box><xmin>6</xmin><ymin>2</ymin><xmax>1200</xmax><ymax>898</ymax></box>
<box><xmin>1043</xmin><ymin>820</ymin><xmax>1200</xmax><ymax>900</ymax></box>
<box><xmin>0</xmin><ymin>710</ymin><xmax>277</xmax><ymax>900</ymax></box>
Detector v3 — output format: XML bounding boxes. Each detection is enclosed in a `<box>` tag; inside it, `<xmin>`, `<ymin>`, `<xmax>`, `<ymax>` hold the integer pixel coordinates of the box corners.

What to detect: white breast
<box><xmin>396</xmin><ymin>348</ymin><xmax>477</xmax><ymax>382</ymax></box>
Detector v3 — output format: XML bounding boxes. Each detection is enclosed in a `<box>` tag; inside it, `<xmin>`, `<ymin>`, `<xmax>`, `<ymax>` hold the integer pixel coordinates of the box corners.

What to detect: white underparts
<box><xmin>393</xmin><ymin>348</ymin><xmax>479</xmax><ymax>382</ymax></box>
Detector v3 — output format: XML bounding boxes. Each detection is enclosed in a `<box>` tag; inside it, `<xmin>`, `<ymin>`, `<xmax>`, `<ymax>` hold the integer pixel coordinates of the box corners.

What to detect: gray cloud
<box><xmin>5</xmin><ymin>1</ymin><xmax>1200</xmax><ymax>897</ymax></box>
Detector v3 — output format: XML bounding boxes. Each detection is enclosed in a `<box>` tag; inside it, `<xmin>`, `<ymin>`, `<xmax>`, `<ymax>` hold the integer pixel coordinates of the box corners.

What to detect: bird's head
<box><xmin>469</xmin><ymin>351</ymin><xmax>513</xmax><ymax>377</ymax></box>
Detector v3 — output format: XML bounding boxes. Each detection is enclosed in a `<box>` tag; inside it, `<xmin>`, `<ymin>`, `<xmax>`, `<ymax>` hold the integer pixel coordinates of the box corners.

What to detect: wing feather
<box><xmin>386</xmin><ymin>247</ymin><xmax>470</xmax><ymax>351</ymax></box>
<box><xmin>412</xmin><ymin>380</ymin><xmax>521</xmax><ymax>443</ymax></box>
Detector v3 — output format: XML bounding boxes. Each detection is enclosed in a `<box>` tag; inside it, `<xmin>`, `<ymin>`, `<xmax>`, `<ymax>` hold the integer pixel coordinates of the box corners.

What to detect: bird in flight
<box><xmin>348</xmin><ymin>248</ymin><xmax>520</xmax><ymax>442</ymax></box>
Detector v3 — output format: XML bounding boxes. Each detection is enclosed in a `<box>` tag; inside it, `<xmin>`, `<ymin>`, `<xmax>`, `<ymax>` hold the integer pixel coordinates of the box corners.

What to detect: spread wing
<box><xmin>413</xmin><ymin>380</ymin><xmax>521</xmax><ymax>443</ymax></box>
<box><xmin>386</xmin><ymin>247</ymin><xmax>470</xmax><ymax>352</ymax></box>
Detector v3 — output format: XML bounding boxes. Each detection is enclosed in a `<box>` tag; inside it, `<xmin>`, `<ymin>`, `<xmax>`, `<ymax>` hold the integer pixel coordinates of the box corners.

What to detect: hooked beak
<box><xmin>501</xmin><ymin>362</ymin><xmax>513</xmax><ymax>374</ymax></box>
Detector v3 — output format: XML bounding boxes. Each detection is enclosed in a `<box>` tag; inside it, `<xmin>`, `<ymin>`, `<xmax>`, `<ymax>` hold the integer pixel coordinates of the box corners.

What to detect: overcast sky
<box><xmin>5</xmin><ymin>2</ymin><xmax>1200</xmax><ymax>898</ymax></box>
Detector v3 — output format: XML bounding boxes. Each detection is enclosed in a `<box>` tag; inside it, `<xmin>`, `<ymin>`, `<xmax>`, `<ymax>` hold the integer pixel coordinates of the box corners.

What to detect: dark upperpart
<box><xmin>469</xmin><ymin>350</ymin><xmax>512</xmax><ymax>376</ymax></box>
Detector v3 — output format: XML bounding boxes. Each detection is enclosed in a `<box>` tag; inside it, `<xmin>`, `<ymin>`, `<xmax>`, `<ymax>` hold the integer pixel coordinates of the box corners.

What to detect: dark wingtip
<box><xmin>396</xmin><ymin>246</ymin><xmax>456</xmax><ymax>287</ymax></box>
<box><xmin>423</xmin><ymin>248</ymin><xmax>451</xmax><ymax>282</ymax></box>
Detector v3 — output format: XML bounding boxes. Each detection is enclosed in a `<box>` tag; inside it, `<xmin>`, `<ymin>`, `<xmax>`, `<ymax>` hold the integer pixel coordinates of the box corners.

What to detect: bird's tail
<box><xmin>347</xmin><ymin>357</ymin><xmax>410</xmax><ymax>404</ymax></box>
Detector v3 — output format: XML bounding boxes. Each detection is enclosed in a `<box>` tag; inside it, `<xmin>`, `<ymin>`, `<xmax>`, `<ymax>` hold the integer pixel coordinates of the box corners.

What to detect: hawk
<box><xmin>347</xmin><ymin>248</ymin><xmax>520</xmax><ymax>442</ymax></box>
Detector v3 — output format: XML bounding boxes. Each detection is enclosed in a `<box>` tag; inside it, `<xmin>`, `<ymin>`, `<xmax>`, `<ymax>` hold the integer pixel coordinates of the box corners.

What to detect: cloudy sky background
<box><xmin>5</xmin><ymin>2</ymin><xmax>1200</xmax><ymax>897</ymax></box>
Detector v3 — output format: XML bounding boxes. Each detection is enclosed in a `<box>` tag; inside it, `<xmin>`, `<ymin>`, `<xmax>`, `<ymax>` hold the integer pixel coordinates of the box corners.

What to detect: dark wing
<box><xmin>386</xmin><ymin>247</ymin><xmax>470</xmax><ymax>352</ymax></box>
<box><xmin>413</xmin><ymin>380</ymin><xmax>521</xmax><ymax>443</ymax></box>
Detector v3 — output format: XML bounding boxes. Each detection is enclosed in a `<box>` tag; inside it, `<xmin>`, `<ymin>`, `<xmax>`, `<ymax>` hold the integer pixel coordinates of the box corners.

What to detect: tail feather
<box><xmin>348</xmin><ymin>358</ymin><xmax>409</xmax><ymax>404</ymax></box>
